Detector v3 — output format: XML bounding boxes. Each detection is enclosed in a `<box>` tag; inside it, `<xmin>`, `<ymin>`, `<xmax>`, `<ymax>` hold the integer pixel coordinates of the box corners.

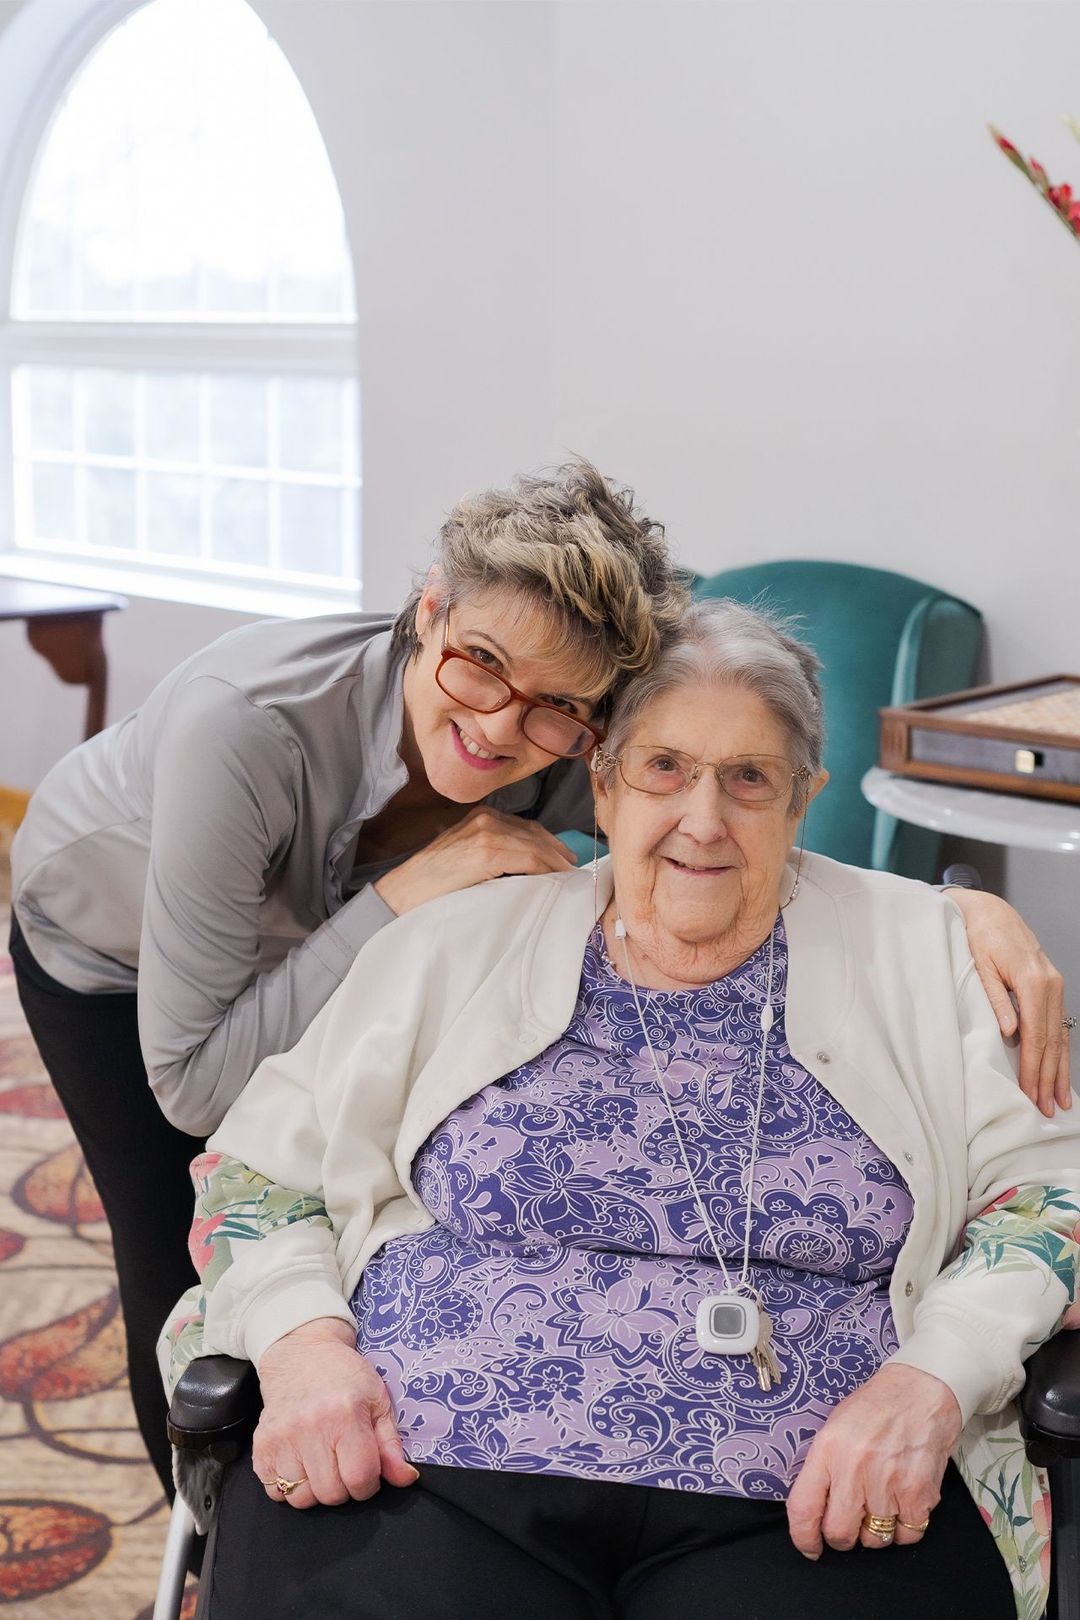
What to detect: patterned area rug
<box><xmin>0</xmin><ymin>934</ymin><xmax>197</xmax><ymax>1617</ymax></box>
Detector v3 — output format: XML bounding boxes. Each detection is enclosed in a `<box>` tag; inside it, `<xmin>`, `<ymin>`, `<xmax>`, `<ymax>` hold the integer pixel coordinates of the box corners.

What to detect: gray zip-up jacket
<box><xmin>11</xmin><ymin>614</ymin><xmax>592</xmax><ymax>1136</ymax></box>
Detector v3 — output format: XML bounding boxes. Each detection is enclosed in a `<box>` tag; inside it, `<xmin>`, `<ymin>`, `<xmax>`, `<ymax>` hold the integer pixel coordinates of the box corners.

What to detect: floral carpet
<box><xmin>0</xmin><ymin>937</ymin><xmax>197</xmax><ymax>1616</ymax></box>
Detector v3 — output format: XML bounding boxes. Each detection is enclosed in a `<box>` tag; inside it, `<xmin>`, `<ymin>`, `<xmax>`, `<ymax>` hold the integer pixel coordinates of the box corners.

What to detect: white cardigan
<box><xmin>199</xmin><ymin>851</ymin><xmax>1080</xmax><ymax>1427</ymax></box>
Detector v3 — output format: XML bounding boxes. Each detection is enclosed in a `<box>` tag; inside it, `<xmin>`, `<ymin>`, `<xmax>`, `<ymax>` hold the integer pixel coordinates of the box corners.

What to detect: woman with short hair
<box><xmin>165</xmin><ymin>598</ymin><xmax>1080</xmax><ymax>1620</ymax></box>
<box><xmin>8</xmin><ymin>460</ymin><xmax>686</xmax><ymax>1492</ymax></box>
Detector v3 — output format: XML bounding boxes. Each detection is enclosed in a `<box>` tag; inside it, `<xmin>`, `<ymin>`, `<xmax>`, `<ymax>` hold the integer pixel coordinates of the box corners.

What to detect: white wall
<box><xmin>1</xmin><ymin>0</ymin><xmax>1077</xmax><ymax>975</ymax></box>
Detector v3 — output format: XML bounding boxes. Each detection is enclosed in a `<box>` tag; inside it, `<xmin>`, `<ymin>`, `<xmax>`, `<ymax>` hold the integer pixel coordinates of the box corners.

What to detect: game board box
<box><xmin>878</xmin><ymin>676</ymin><xmax>1080</xmax><ymax>803</ymax></box>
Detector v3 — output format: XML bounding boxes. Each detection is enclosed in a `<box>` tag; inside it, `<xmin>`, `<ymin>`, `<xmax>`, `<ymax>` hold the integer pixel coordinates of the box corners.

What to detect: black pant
<box><xmin>9</xmin><ymin>916</ymin><xmax>204</xmax><ymax>1498</ymax></box>
<box><xmin>206</xmin><ymin>1455</ymin><xmax>1015</xmax><ymax>1620</ymax></box>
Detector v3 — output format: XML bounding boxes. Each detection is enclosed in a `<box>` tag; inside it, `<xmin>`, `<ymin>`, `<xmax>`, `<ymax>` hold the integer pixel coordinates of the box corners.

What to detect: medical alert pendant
<box><xmin>695</xmin><ymin>1294</ymin><xmax>782</xmax><ymax>1389</ymax></box>
<box><xmin>695</xmin><ymin>1291</ymin><xmax>760</xmax><ymax>1355</ymax></box>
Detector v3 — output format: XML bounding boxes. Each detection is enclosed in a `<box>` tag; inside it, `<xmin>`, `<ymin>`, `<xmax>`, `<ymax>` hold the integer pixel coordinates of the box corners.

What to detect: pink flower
<box><xmin>189</xmin><ymin>1210</ymin><xmax>225</xmax><ymax>1273</ymax></box>
<box><xmin>1033</xmin><ymin>1488</ymin><xmax>1053</xmax><ymax>1538</ymax></box>
<box><xmin>190</xmin><ymin>1151</ymin><xmax>224</xmax><ymax>1189</ymax></box>
<box><xmin>995</xmin><ymin>134</ymin><xmax>1020</xmax><ymax>157</ymax></box>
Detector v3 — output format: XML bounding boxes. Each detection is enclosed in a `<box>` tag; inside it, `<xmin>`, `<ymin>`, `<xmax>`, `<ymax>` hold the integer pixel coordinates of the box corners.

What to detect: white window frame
<box><xmin>0</xmin><ymin>0</ymin><xmax>362</xmax><ymax>618</ymax></box>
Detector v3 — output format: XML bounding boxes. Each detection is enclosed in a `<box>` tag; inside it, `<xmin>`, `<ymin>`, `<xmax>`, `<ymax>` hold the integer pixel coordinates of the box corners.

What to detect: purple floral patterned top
<box><xmin>351</xmin><ymin>920</ymin><xmax>913</xmax><ymax>1498</ymax></box>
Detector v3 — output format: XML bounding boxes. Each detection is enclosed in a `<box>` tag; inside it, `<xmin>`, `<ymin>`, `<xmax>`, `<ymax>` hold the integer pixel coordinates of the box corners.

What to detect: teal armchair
<box><xmin>687</xmin><ymin>561</ymin><xmax>983</xmax><ymax>881</ymax></box>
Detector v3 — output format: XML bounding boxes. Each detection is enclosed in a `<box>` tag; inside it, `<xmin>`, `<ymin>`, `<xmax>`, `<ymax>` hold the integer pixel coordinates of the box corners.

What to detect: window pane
<box><xmin>209</xmin><ymin>477</ymin><xmax>269</xmax><ymax>567</ymax></box>
<box><xmin>13</xmin><ymin>363</ymin><xmax>360</xmax><ymax>589</ymax></box>
<box><xmin>209</xmin><ymin>376</ymin><xmax>267</xmax><ymax>469</ymax></box>
<box><xmin>30</xmin><ymin>462</ymin><xmax>76</xmax><ymax>541</ymax></box>
<box><xmin>145</xmin><ymin>473</ymin><xmax>201</xmax><ymax>557</ymax></box>
<box><xmin>86</xmin><ymin>467</ymin><xmax>136</xmax><ymax>548</ymax></box>
<box><xmin>20</xmin><ymin>223</ymin><xmax>74</xmax><ymax>317</ymax></box>
<box><xmin>145</xmin><ymin>373</ymin><xmax>199</xmax><ymax>464</ymax></box>
<box><xmin>25</xmin><ymin>367</ymin><xmax>74</xmax><ymax>452</ymax></box>
<box><xmin>279</xmin><ymin>484</ymin><xmax>341</xmax><ymax>576</ymax></box>
<box><xmin>14</xmin><ymin>0</ymin><xmax>355</xmax><ymax>321</ymax></box>
<box><xmin>278</xmin><ymin>379</ymin><xmax>341</xmax><ymax>474</ymax></box>
<box><xmin>83</xmin><ymin>371</ymin><xmax>135</xmax><ymax>457</ymax></box>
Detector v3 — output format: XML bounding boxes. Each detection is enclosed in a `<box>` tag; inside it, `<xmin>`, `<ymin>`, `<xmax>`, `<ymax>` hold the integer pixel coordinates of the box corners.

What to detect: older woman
<box><xmin>163</xmin><ymin>600</ymin><xmax>1080</xmax><ymax>1620</ymax></box>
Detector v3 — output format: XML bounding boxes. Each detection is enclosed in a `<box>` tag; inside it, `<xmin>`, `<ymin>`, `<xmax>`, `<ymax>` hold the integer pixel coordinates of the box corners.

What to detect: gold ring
<box><xmin>898</xmin><ymin>1518</ymin><xmax>930</xmax><ymax>1533</ymax></box>
<box><xmin>273</xmin><ymin>1475</ymin><xmax>307</xmax><ymax>1497</ymax></box>
<box><xmin>862</xmin><ymin>1513</ymin><xmax>897</xmax><ymax>1540</ymax></box>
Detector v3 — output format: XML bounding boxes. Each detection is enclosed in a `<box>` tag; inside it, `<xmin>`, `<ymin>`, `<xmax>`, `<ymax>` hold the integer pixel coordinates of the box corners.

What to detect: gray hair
<box><xmin>597</xmin><ymin>597</ymin><xmax>824</xmax><ymax>814</ymax></box>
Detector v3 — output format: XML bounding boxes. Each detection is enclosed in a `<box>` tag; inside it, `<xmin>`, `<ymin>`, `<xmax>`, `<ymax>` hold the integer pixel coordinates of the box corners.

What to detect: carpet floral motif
<box><xmin>0</xmin><ymin>946</ymin><xmax>196</xmax><ymax>1615</ymax></box>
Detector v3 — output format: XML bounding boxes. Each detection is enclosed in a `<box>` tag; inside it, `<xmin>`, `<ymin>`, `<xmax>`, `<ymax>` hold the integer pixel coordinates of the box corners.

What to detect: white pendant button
<box><xmin>695</xmin><ymin>1292</ymin><xmax>760</xmax><ymax>1355</ymax></box>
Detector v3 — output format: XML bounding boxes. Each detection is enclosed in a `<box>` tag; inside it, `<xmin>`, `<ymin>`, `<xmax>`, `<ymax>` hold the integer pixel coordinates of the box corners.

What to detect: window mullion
<box><xmin>70</xmin><ymin>367</ymin><xmax>84</xmax><ymax>552</ymax></box>
<box><xmin>2</xmin><ymin>320</ymin><xmax>358</xmax><ymax>376</ymax></box>
<box><xmin>134</xmin><ymin>369</ymin><xmax>147</xmax><ymax>559</ymax></box>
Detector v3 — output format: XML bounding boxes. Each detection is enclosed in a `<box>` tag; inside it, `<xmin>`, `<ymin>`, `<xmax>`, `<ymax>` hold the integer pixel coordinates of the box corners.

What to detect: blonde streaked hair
<box><xmin>391</xmin><ymin>460</ymin><xmax>688</xmax><ymax>717</ymax></box>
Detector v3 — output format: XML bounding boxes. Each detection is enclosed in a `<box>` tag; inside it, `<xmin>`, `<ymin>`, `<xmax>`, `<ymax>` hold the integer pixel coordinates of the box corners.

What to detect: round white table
<box><xmin>861</xmin><ymin>767</ymin><xmax>1080</xmax><ymax>855</ymax></box>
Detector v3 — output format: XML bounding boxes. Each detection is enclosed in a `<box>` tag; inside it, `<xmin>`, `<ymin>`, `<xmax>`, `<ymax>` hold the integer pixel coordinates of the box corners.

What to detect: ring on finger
<box><xmin>1064</xmin><ymin>1016</ymin><xmax>1077</xmax><ymax>1031</ymax></box>
<box><xmin>862</xmin><ymin>1513</ymin><xmax>897</xmax><ymax>1543</ymax></box>
<box><xmin>898</xmin><ymin>1518</ymin><xmax>930</xmax><ymax>1533</ymax></box>
<box><xmin>260</xmin><ymin>1474</ymin><xmax>307</xmax><ymax>1497</ymax></box>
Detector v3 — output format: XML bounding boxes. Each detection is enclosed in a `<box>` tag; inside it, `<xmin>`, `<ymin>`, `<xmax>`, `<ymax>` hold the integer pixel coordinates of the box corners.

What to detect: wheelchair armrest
<box><xmin>1022</xmin><ymin>1332</ymin><xmax>1080</xmax><ymax>1463</ymax></box>
<box><xmin>167</xmin><ymin>1354</ymin><xmax>262</xmax><ymax>1451</ymax></box>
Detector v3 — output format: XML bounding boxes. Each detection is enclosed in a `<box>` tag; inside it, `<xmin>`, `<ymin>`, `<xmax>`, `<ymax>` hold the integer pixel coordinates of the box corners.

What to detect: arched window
<box><xmin>1</xmin><ymin>0</ymin><xmax>360</xmax><ymax>609</ymax></box>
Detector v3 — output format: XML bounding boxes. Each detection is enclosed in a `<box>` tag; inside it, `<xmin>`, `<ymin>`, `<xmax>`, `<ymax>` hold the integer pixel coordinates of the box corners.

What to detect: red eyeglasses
<box><xmin>435</xmin><ymin>611</ymin><xmax>605</xmax><ymax>760</ymax></box>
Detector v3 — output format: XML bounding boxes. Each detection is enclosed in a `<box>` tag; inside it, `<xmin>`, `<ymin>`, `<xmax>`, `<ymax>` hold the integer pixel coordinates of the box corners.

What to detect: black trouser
<box><xmin>9</xmin><ymin>916</ymin><xmax>204</xmax><ymax>1499</ymax></box>
<box><xmin>206</xmin><ymin>1455</ymin><xmax>1015</xmax><ymax>1620</ymax></box>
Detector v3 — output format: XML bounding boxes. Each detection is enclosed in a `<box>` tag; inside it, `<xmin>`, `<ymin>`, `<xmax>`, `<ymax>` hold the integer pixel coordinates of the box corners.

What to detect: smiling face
<box><xmin>400</xmin><ymin>584</ymin><xmax>607</xmax><ymax>803</ymax></box>
<box><xmin>594</xmin><ymin>681</ymin><xmax>827</xmax><ymax>987</ymax></box>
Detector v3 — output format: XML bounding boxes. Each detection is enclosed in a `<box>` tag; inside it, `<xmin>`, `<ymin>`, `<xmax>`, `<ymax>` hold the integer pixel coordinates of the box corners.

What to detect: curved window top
<box><xmin>12</xmin><ymin>0</ymin><xmax>356</xmax><ymax>322</ymax></box>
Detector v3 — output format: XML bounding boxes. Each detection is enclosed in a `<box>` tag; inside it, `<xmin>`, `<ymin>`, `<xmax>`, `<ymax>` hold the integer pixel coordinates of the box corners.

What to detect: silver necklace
<box><xmin>615</xmin><ymin>915</ymin><xmax>782</xmax><ymax>1390</ymax></box>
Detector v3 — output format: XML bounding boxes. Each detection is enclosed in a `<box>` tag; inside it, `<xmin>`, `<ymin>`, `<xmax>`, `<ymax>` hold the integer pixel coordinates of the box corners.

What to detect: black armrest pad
<box><xmin>167</xmin><ymin>1355</ymin><xmax>261</xmax><ymax>1449</ymax></box>
<box><xmin>1022</xmin><ymin>1333</ymin><xmax>1080</xmax><ymax>1453</ymax></box>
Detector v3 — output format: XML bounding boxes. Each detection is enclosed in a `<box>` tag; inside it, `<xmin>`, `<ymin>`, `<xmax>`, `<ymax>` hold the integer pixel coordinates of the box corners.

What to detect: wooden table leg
<box><xmin>25</xmin><ymin>613</ymin><xmax>109</xmax><ymax>739</ymax></box>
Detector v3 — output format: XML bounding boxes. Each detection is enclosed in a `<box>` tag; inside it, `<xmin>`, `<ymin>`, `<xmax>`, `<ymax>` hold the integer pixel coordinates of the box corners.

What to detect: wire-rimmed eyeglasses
<box><xmin>434</xmin><ymin>611</ymin><xmax>605</xmax><ymax>761</ymax></box>
<box><xmin>594</xmin><ymin>745</ymin><xmax>810</xmax><ymax>804</ymax></box>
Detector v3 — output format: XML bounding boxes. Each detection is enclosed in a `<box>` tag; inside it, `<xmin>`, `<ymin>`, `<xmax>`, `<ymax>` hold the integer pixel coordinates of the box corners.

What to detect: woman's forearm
<box><xmin>187</xmin><ymin>1151</ymin><xmax>352</xmax><ymax>1368</ymax></box>
<box><xmin>889</xmin><ymin>1183</ymin><xmax>1080</xmax><ymax>1421</ymax></box>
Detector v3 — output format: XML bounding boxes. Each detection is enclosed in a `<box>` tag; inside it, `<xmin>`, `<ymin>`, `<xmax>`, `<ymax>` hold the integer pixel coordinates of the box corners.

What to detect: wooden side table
<box><xmin>0</xmin><ymin>579</ymin><xmax>127</xmax><ymax>740</ymax></box>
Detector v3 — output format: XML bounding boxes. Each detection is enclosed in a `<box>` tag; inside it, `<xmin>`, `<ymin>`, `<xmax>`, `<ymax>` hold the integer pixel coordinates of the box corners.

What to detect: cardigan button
<box><xmin>904</xmin><ymin>1282</ymin><xmax>914</xmax><ymax>1297</ymax></box>
<box><xmin>903</xmin><ymin>1152</ymin><xmax>914</xmax><ymax>1165</ymax></box>
<box><xmin>815</xmin><ymin>1051</ymin><xmax>830</xmax><ymax>1063</ymax></box>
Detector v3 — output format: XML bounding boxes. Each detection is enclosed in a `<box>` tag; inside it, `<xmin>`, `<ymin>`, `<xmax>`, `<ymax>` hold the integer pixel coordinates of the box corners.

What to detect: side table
<box><xmin>1</xmin><ymin>579</ymin><xmax>127</xmax><ymax>740</ymax></box>
<box><xmin>862</xmin><ymin>766</ymin><xmax>1080</xmax><ymax>855</ymax></box>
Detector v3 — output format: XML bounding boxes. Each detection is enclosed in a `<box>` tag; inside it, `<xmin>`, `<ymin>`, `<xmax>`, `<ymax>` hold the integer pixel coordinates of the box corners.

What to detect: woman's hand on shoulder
<box><xmin>786</xmin><ymin>1363</ymin><xmax>962</xmax><ymax>1558</ymax></box>
<box><xmin>947</xmin><ymin>885</ymin><xmax>1070</xmax><ymax>1117</ymax></box>
<box><xmin>374</xmin><ymin>807</ymin><xmax>577</xmax><ymax>916</ymax></box>
<box><xmin>252</xmin><ymin>1318</ymin><xmax>418</xmax><ymax>1509</ymax></box>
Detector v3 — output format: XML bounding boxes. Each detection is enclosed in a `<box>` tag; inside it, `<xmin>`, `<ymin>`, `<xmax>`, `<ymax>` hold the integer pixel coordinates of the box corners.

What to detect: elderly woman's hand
<box><xmin>252</xmin><ymin>1318</ymin><xmax>419</xmax><ymax>1508</ymax></box>
<box><xmin>946</xmin><ymin>886</ymin><xmax>1070</xmax><ymax>1117</ymax></box>
<box><xmin>786</xmin><ymin>1363</ymin><xmax>962</xmax><ymax>1558</ymax></box>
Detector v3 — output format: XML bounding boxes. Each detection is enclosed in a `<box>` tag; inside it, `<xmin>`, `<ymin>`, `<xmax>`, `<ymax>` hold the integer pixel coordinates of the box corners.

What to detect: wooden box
<box><xmin>879</xmin><ymin>676</ymin><xmax>1080</xmax><ymax>804</ymax></box>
